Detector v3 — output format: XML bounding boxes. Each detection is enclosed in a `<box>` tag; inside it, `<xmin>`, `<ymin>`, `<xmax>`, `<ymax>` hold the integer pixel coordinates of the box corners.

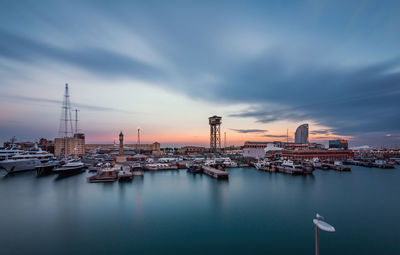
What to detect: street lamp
<box><xmin>137</xmin><ymin>127</ymin><xmax>141</xmax><ymax>154</ymax></box>
<box><xmin>313</xmin><ymin>213</ymin><xmax>335</xmax><ymax>255</ymax></box>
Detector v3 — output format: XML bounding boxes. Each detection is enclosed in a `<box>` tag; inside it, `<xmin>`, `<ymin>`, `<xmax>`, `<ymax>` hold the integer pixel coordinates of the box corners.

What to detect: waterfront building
<box><xmin>309</xmin><ymin>142</ymin><xmax>325</xmax><ymax>150</ymax></box>
<box><xmin>243</xmin><ymin>140</ymin><xmax>328</xmax><ymax>159</ymax></box>
<box><xmin>329</xmin><ymin>140</ymin><xmax>348</xmax><ymax>150</ymax></box>
<box><xmin>54</xmin><ymin>133</ymin><xmax>85</xmax><ymax>157</ymax></box>
<box><xmin>243</xmin><ymin>141</ymin><xmax>271</xmax><ymax>159</ymax></box>
<box><xmin>3</xmin><ymin>140</ymin><xmax>35</xmax><ymax>151</ymax></box>
<box><xmin>132</xmin><ymin>142</ymin><xmax>161</xmax><ymax>154</ymax></box>
<box><xmin>243</xmin><ymin>141</ymin><xmax>292</xmax><ymax>159</ymax></box>
<box><xmin>283</xmin><ymin>143</ymin><xmax>309</xmax><ymax>151</ymax></box>
<box><xmin>264</xmin><ymin>144</ymin><xmax>284</xmax><ymax>159</ymax></box>
<box><xmin>177</xmin><ymin>146</ymin><xmax>206</xmax><ymax>155</ymax></box>
<box><xmin>352</xmin><ymin>148</ymin><xmax>400</xmax><ymax>160</ymax></box>
<box><xmin>85</xmin><ymin>142</ymin><xmax>161</xmax><ymax>155</ymax></box>
<box><xmin>295</xmin><ymin>124</ymin><xmax>309</xmax><ymax>143</ymax></box>
<box><xmin>38</xmin><ymin>138</ymin><xmax>54</xmax><ymax>153</ymax></box>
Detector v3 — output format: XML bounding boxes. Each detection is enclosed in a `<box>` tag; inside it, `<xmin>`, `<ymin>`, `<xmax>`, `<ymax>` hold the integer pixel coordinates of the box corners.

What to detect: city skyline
<box><xmin>1</xmin><ymin>0</ymin><xmax>400</xmax><ymax>147</ymax></box>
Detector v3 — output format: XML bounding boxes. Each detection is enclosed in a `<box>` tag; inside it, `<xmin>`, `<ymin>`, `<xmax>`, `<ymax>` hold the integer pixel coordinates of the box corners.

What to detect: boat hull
<box><xmin>54</xmin><ymin>166</ymin><xmax>85</xmax><ymax>178</ymax></box>
<box><xmin>88</xmin><ymin>176</ymin><xmax>117</xmax><ymax>183</ymax></box>
<box><xmin>0</xmin><ymin>159</ymin><xmax>41</xmax><ymax>174</ymax></box>
<box><xmin>36</xmin><ymin>164</ymin><xmax>56</xmax><ymax>177</ymax></box>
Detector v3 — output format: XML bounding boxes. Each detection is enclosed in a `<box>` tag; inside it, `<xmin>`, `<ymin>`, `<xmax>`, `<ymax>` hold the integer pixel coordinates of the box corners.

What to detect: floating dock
<box><xmin>201</xmin><ymin>166</ymin><xmax>229</xmax><ymax>179</ymax></box>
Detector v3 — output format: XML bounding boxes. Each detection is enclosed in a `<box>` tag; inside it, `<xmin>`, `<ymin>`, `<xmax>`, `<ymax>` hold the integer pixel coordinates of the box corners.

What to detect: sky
<box><xmin>1</xmin><ymin>0</ymin><xmax>400</xmax><ymax>148</ymax></box>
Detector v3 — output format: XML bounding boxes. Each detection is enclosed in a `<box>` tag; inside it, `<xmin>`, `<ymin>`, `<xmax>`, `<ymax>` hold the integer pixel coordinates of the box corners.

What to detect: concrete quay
<box><xmin>201</xmin><ymin>166</ymin><xmax>229</xmax><ymax>179</ymax></box>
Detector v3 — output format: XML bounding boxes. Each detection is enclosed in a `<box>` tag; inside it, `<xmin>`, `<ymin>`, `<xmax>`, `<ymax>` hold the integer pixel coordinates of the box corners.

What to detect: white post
<box><xmin>315</xmin><ymin>224</ymin><xmax>319</xmax><ymax>255</ymax></box>
<box><xmin>314</xmin><ymin>213</ymin><xmax>335</xmax><ymax>255</ymax></box>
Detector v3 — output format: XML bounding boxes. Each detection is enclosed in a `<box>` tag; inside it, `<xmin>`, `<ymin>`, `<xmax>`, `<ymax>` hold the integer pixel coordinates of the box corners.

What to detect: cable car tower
<box><xmin>209</xmin><ymin>115</ymin><xmax>222</xmax><ymax>153</ymax></box>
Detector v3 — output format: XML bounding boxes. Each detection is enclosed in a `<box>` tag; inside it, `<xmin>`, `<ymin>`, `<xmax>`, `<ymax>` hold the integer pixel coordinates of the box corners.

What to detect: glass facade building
<box><xmin>329</xmin><ymin>140</ymin><xmax>348</xmax><ymax>150</ymax></box>
<box><xmin>295</xmin><ymin>124</ymin><xmax>309</xmax><ymax>143</ymax></box>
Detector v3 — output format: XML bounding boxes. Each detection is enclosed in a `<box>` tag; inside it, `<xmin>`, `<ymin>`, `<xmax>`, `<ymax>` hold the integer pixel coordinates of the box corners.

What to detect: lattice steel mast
<box><xmin>58</xmin><ymin>83</ymin><xmax>74</xmax><ymax>157</ymax></box>
<box><xmin>209</xmin><ymin>116</ymin><xmax>222</xmax><ymax>153</ymax></box>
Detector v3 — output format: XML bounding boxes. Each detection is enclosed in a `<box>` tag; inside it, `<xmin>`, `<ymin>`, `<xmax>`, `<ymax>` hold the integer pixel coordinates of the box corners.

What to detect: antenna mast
<box><xmin>58</xmin><ymin>83</ymin><xmax>74</xmax><ymax>158</ymax></box>
<box><xmin>287</xmin><ymin>129</ymin><xmax>289</xmax><ymax>143</ymax></box>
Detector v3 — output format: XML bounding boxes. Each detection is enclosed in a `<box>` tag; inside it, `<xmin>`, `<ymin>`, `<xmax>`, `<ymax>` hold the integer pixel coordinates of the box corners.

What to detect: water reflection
<box><xmin>132</xmin><ymin>177</ymin><xmax>144</xmax><ymax>219</ymax></box>
<box><xmin>209</xmin><ymin>178</ymin><xmax>230</xmax><ymax>215</ymax></box>
<box><xmin>0</xmin><ymin>167</ymin><xmax>399</xmax><ymax>255</ymax></box>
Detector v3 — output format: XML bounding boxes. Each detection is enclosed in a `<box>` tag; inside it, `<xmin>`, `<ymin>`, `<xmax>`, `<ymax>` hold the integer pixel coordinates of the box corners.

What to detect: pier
<box><xmin>201</xmin><ymin>166</ymin><xmax>229</xmax><ymax>179</ymax></box>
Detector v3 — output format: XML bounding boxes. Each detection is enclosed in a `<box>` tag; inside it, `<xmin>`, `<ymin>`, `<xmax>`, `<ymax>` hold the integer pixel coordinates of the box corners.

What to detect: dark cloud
<box><xmin>0</xmin><ymin>29</ymin><xmax>166</xmax><ymax>81</ymax></box>
<box><xmin>1</xmin><ymin>0</ymin><xmax>400</xmax><ymax>146</ymax></box>
<box><xmin>313</xmin><ymin>136</ymin><xmax>339</xmax><ymax>140</ymax></box>
<box><xmin>230</xmin><ymin>128</ymin><xmax>268</xmax><ymax>134</ymax></box>
<box><xmin>310</xmin><ymin>129</ymin><xmax>333</xmax><ymax>135</ymax></box>
<box><xmin>225</xmin><ymin>56</ymin><xmax>400</xmax><ymax>137</ymax></box>
<box><xmin>0</xmin><ymin>94</ymin><xmax>133</xmax><ymax>114</ymax></box>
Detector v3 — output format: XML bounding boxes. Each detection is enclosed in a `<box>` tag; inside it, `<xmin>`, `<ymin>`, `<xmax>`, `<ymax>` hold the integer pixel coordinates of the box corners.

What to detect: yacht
<box><xmin>219</xmin><ymin>157</ymin><xmax>238</xmax><ymax>168</ymax></box>
<box><xmin>118</xmin><ymin>166</ymin><xmax>133</xmax><ymax>181</ymax></box>
<box><xmin>36</xmin><ymin>160</ymin><xmax>60</xmax><ymax>177</ymax></box>
<box><xmin>53</xmin><ymin>160</ymin><xmax>85</xmax><ymax>177</ymax></box>
<box><xmin>88</xmin><ymin>166</ymin><xmax>118</xmax><ymax>183</ymax></box>
<box><xmin>282</xmin><ymin>160</ymin><xmax>300</xmax><ymax>168</ymax></box>
<box><xmin>373</xmin><ymin>160</ymin><xmax>394</xmax><ymax>169</ymax></box>
<box><xmin>131</xmin><ymin>162</ymin><xmax>142</xmax><ymax>170</ymax></box>
<box><xmin>280</xmin><ymin>160</ymin><xmax>304</xmax><ymax>175</ymax></box>
<box><xmin>11</xmin><ymin>149</ymin><xmax>54</xmax><ymax>164</ymax></box>
<box><xmin>312</xmin><ymin>157</ymin><xmax>322</xmax><ymax>168</ymax></box>
<box><xmin>254</xmin><ymin>160</ymin><xmax>274</xmax><ymax>171</ymax></box>
<box><xmin>0</xmin><ymin>148</ymin><xmax>24</xmax><ymax>161</ymax></box>
<box><xmin>204</xmin><ymin>159</ymin><xmax>215</xmax><ymax>166</ymax></box>
<box><xmin>145</xmin><ymin>163</ymin><xmax>178</xmax><ymax>170</ymax></box>
<box><xmin>0</xmin><ymin>158</ymin><xmax>42</xmax><ymax>174</ymax></box>
<box><xmin>0</xmin><ymin>146</ymin><xmax>54</xmax><ymax>174</ymax></box>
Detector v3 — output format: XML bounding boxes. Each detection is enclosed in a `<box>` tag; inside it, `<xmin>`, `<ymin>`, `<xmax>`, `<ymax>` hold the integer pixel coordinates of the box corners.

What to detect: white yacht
<box><xmin>282</xmin><ymin>160</ymin><xmax>297</xmax><ymax>168</ymax></box>
<box><xmin>204</xmin><ymin>159</ymin><xmax>215</xmax><ymax>166</ymax></box>
<box><xmin>0</xmin><ymin>146</ymin><xmax>54</xmax><ymax>174</ymax></box>
<box><xmin>118</xmin><ymin>166</ymin><xmax>133</xmax><ymax>181</ymax></box>
<box><xmin>11</xmin><ymin>149</ymin><xmax>54</xmax><ymax>164</ymax></box>
<box><xmin>312</xmin><ymin>157</ymin><xmax>322</xmax><ymax>168</ymax></box>
<box><xmin>0</xmin><ymin>158</ymin><xmax>42</xmax><ymax>174</ymax></box>
<box><xmin>334</xmin><ymin>161</ymin><xmax>343</xmax><ymax>166</ymax></box>
<box><xmin>374</xmin><ymin>160</ymin><xmax>387</xmax><ymax>168</ymax></box>
<box><xmin>0</xmin><ymin>148</ymin><xmax>24</xmax><ymax>161</ymax></box>
<box><xmin>254</xmin><ymin>160</ymin><xmax>271</xmax><ymax>170</ymax></box>
<box><xmin>278</xmin><ymin>160</ymin><xmax>305</xmax><ymax>175</ymax></box>
<box><xmin>219</xmin><ymin>157</ymin><xmax>238</xmax><ymax>168</ymax></box>
<box><xmin>145</xmin><ymin>163</ymin><xmax>178</xmax><ymax>170</ymax></box>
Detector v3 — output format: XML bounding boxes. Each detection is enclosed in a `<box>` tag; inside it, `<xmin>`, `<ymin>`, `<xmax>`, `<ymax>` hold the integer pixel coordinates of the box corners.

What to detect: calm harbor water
<box><xmin>1</xmin><ymin>166</ymin><xmax>399</xmax><ymax>255</ymax></box>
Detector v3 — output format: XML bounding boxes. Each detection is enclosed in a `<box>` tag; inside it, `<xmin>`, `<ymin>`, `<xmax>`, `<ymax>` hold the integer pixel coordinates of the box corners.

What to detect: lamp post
<box><xmin>137</xmin><ymin>127</ymin><xmax>141</xmax><ymax>154</ymax></box>
<box><xmin>313</xmin><ymin>213</ymin><xmax>335</xmax><ymax>255</ymax></box>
